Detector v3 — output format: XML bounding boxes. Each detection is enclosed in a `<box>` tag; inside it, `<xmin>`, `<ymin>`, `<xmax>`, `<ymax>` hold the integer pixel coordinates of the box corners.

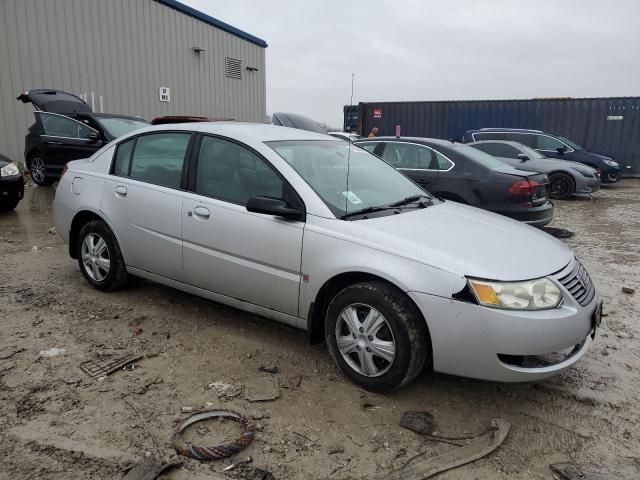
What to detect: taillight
<box><xmin>508</xmin><ymin>180</ymin><xmax>540</xmax><ymax>196</ymax></box>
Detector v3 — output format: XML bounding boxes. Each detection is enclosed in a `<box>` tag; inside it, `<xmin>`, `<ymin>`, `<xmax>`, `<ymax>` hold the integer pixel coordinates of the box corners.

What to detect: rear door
<box><xmin>100</xmin><ymin>131</ymin><xmax>193</xmax><ymax>281</ymax></box>
<box><xmin>35</xmin><ymin>112</ymin><xmax>102</xmax><ymax>173</ymax></box>
<box><xmin>181</xmin><ymin>134</ymin><xmax>305</xmax><ymax>316</ymax></box>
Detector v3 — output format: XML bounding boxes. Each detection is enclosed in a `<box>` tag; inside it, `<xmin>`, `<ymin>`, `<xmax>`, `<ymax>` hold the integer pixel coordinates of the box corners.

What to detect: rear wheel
<box><xmin>77</xmin><ymin>220</ymin><xmax>128</xmax><ymax>291</ymax></box>
<box><xmin>28</xmin><ymin>155</ymin><xmax>53</xmax><ymax>186</ymax></box>
<box><xmin>325</xmin><ymin>281</ymin><xmax>429</xmax><ymax>392</ymax></box>
<box><xmin>549</xmin><ymin>173</ymin><xmax>575</xmax><ymax>200</ymax></box>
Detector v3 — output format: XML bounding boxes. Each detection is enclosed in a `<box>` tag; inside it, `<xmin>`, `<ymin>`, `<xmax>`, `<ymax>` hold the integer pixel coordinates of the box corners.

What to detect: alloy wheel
<box><xmin>335</xmin><ymin>303</ymin><xmax>396</xmax><ymax>377</ymax></box>
<box><xmin>550</xmin><ymin>176</ymin><xmax>572</xmax><ymax>198</ymax></box>
<box><xmin>30</xmin><ymin>157</ymin><xmax>47</xmax><ymax>184</ymax></box>
<box><xmin>81</xmin><ymin>233</ymin><xmax>110</xmax><ymax>282</ymax></box>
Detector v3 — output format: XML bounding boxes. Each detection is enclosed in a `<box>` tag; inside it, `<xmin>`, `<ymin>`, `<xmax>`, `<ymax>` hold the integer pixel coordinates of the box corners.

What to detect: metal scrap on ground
<box><xmin>385</xmin><ymin>418</ymin><xmax>510</xmax><ymax>480</ymax></box>
<box><xmin>121</xmin><ymin>458</ymin><xmax>181</xmax><ymax>480</ymax></box>
<box><xmin>550</xmin><ymin>463</ymin><xmax>609</xmax><ymax>480</ymax></box>
<box><xmin>80</xmin><ymin>354</ymin><xmax>143</xmax><ymax>378</ymax></box>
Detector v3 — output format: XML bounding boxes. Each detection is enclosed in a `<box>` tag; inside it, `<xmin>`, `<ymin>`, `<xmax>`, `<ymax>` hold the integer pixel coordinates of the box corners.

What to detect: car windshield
<box><xmin>558</xmin><ymin>136</ymin><xmax>583</xmax><ymax>150</ymax></box>
<box><xmin>449</xmin><ymin>144</ymin><xmax>512</xmax><ymax>170</ymax></box>
<box><xmin>94</xmin><ymin>117</ymin><xmax>150</xmax><ymax>139</ymax></box>
<box><xmin>267</xmin><ymin>140</ymin><xmax>430</xmax><ymax>218</ymax></box>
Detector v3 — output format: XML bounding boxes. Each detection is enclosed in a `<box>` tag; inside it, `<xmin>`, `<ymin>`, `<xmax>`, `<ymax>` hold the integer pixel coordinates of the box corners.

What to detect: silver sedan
<box><xmin>53</xmin><ymin>123</ymin><xmax>601</xmax><ymax>391</ymax></box>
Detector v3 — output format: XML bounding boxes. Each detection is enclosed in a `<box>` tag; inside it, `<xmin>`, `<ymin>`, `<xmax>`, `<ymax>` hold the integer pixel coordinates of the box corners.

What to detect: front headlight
<box><xmin>0</xmin><ymin>162</ymin><xmax>20</xmax><ymax>177</ymax></box>
<box><xmin>468</xmin><ymin>277</ymin><xmax>562</xmax><ymax>310</ymax></box>
<box><xmin>603</xmin><ymin>159</ymin><xmax>619</xmax><ymax>168</ymax></box>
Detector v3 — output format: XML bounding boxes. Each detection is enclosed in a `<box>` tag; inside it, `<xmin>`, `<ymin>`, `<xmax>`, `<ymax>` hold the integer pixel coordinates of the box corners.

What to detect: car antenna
<box><xmin>345</xmin><ymin>73</ymin><xmax>355</xmax><ymax>216</ymax></box>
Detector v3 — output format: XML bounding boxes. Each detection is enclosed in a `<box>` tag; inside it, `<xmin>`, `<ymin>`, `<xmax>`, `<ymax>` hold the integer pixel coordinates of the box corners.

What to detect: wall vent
<box><xmin>225</xmin><ymin>57</ymin><xmax>242</xmax><ymax>79</ymax></box>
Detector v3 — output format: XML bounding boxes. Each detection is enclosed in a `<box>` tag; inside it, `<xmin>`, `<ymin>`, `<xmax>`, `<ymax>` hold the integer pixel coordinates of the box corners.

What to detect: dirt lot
<box><xmin>1</xmin><ymin>181</ymin><xmax>639</xmax><ymax>480</ymax></box>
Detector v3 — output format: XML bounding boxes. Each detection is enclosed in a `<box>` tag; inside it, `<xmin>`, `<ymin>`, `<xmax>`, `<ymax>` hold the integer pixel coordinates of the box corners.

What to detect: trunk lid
<box><xmin>17</xmin><ymin>89</ymin><xmax>92</xmax><ymax>114</ymax></box>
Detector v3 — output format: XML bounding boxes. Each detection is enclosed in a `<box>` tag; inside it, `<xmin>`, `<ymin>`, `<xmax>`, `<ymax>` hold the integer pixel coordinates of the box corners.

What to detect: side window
<box><xmin>112</xmin><ymin>139</ymin><xmax>135</xmax><ymax>177</ymax></box>
<box><xmin>129</xmin><ymin>133</ymin><xmax>191</xmax><ymax>188</ymax></box>
<box><xmin>473</xmin><ymin>132</ymin><xmax>505</xmax><ymax>141</ymax></box>
<box><xmin>195</xmin><ymin>136</ymin><xmax>287</xmax><ymax>207</ymax></box>
<box><xmin>506</xmin><ymin>133</ymin><xmax>536</xmax><ymax>147</ymax></box>
<box><xmin>535</xmin><ymin>135</ymin><xmax>565</xmax><ymax>151</ymax></box>
<box><xmin>383</xmin><ymin>143</ymin><xmax>452</xmax><ymax>170</ymax></box>
<box><xmin>474</xmin><ymin>143</ymin><xmax>520</xmax><ymax>158</ymax></box>
<box><xmin>357</xmin><ymin>142</ymin><xmax>378</xmax><ymax>153</ymax></box>
<box><xmin>37</xmin><ymin>112</ymin><xmax>97</xmax><ymax>140</ymax></box>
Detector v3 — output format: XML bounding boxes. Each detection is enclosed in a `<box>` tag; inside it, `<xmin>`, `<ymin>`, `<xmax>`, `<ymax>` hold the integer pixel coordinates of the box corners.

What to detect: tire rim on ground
<box><xmin>81</xmin><ymin>233</ymin><xmax>110</xmax><ymax>281</ymax></box>
<box><xmin>30</xmin><ymin>157</ymin><xmax>46</xmax><ymax>184</ymax></box>
<box><xmin>335</xmin><ymin>303</ymin><xmax>396</xmax><ymax>377</ymax></box>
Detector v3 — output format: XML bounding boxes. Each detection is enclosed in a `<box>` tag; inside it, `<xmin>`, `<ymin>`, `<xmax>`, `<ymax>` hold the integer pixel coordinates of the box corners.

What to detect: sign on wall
<box><xmin>373</xmin><ymin>108</ymin><xmax>382</xmax><ymax>118</ymax></box>
<box><xmin>159</xmin><ymin>87</ymin><xmax>171</xmax><ymax>102</ymax></box>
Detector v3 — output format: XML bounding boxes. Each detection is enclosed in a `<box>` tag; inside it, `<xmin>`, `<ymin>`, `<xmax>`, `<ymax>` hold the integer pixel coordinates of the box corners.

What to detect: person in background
<box><xmin>368</xmin><ymin>127</ymin><xmax>379</xmax><ymax>138</ymax></box>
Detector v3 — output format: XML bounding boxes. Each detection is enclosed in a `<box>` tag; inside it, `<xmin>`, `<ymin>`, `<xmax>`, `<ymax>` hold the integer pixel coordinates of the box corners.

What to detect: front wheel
<box><xmin>325</xmin><ymin>281</ymin><xmax>429</xmax><ymax>392</ymax></box>
<box><xmin>77</xmin><ymin>220</ymin><xmax>128</xmax><ymax>291</ymax></box>
<box><xmin>28</xmin><ymin>155</ymin><xmax>54</xmax><ymax>186</ymax></box>
<box><xmin>549</xmin><ymin>173</ymin><xmax>575</xmax><ymax>200</ymax></box>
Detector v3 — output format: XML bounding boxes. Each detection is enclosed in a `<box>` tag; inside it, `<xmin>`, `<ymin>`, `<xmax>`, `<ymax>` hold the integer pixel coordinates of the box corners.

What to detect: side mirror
<box><xmin>246</xmin><ymin>196</ymin><xmax>304</xmax><ymax>221</ymax></box>
<box><xmin>517</xmin><ymin>153</ymin><xmax>529</xmax><ymax>161</ymax></box>
<box><xmin>88</xmin><ymin>132</ymin><xmax>100</xmax><ymax>143</ymax></box>
<box><xmin>556</xmin><ymin>146</ymin><xmax>566</xmax><ymax>155</ymax></box>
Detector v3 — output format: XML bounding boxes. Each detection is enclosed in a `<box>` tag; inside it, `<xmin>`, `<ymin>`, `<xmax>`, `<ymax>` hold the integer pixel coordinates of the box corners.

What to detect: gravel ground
<box><xmin>1</xmin><ymin>180</ymin><xmax>639</xmax><ymax>479</ymax></box>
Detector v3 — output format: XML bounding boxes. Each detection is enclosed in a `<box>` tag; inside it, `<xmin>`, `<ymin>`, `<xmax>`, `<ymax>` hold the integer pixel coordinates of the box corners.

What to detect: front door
<box><xmin>99</xmin><ymin>132</ymin><xmax>192</xmax><ymax>281</ymax></box>
<box><xmin>182</xmin><ymin>135</ymin><xmax>305</xmax><ymax>316</ymax></box>
<box><xmin>35</xmin><ymin>112</ymin><xmax>102</xmax><ymax>176</ymax></box>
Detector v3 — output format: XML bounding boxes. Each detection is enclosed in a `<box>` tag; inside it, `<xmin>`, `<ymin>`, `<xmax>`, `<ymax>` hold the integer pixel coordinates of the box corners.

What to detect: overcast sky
<box><xmin>184</xmin><ymin>0</ymin><xmax>640</xmax><ymax>128</ymax></box>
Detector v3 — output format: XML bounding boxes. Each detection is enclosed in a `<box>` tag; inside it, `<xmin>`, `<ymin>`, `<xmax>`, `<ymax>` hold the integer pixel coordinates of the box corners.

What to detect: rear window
<box><xmin>451</xmin><ymin>144</ymin><xmax>511</xmax><ymax>170</ymax></box>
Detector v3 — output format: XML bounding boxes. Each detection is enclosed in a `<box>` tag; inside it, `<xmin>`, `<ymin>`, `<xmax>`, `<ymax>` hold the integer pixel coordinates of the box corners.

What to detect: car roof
<box><xmin>357</xmin><ymin>136</ymin><xmax>459</xmax><ymax>147</ymax></box>
<box><xmin>467</xmin><ymin>128</ymin><xmax>543</xmax><ymax>133</ymax></box>
<box><xmin>88</xmin><ymin>113</ymin><xmax>149</xmax><ymax>122</ymax></box>
<box><xmin>469</xmin><ymin>140</ymin><xmax>528</xmax><ymax>148</ymax></box>
<box><xmin>129</xmin><ymin>122</ymin><xmax>335</xmax><ymax>143</ymax></box>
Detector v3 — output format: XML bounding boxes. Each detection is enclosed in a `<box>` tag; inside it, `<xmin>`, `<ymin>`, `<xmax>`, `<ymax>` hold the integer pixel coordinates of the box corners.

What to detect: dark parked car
<box><xmin>468</xmin><ymin>140</ymin><xmax>601</xmax><ymax>199</ymax></box>
<box><xmin>0</xmin><ymin>153</ymin><xmax>24</xmax><ymax>211</ymax></box>
<box><xmin>355</xmin><ymin>137</ymin><xmax>553</xmax><ymax>227</ymax></box>
<box><xmin>272</xmin><ymin>112</ymin><xmax>327</xmax><ymax>134</ymax></box>
<box><xmin>18</xmin><ymin>89</ymin><xmax>149</xmax><ymax>185</ymax></box>
<box><xmin>462</xmin><ymin>128</ymin><xmax>620</xmax><ymax>183</ymax></box>
<box><xmin>150</xmin><ymin>115</ymin><xmax>234</xmax><ymax>125</ymax></box>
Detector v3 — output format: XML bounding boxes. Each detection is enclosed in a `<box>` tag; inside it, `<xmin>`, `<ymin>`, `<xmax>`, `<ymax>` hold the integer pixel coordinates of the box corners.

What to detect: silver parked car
<box><xmin>53</xmin><ymin>123</ymin><xmax>601</xmax><ymax>391</ymax></box>
<box><xmin>468</xmin><ymin>140</ymin><xmax>601</xmax><ymax>199</ymax></box>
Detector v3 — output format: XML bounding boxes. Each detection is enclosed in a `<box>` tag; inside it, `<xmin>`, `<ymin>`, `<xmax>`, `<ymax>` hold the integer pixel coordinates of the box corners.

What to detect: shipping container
<box><xmin>348</xmin><ymin>98</ymin><xmax>640</xmax><ymax>175</ymax></box>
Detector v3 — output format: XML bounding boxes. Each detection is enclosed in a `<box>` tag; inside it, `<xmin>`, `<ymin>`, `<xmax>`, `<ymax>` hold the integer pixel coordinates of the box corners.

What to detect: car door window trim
<box><xmin>365</xmin><ymin>140</ymin><xmax>455</xmax><ymax>172</ymax></box>
<box><xmin>187</xmin><ymin>132</ymin><xmax>306</xmax><ymax>216</ymax></box>
<box><xmin>36</xmin><ymin>111</ymin><xmax>100</xmax><ymax>140</ymax></box>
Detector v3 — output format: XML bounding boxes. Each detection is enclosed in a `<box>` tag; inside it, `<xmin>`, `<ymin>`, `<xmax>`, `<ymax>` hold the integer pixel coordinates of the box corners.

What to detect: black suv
<box><xmin>462</xmin><ymin>128</ymin><xmax>621</xmax><ymax>183</ymax></box>
<box><xmin>18</xmin><ymin>89</ymin><xmax>149</xmax><ymax>185</ymax></box>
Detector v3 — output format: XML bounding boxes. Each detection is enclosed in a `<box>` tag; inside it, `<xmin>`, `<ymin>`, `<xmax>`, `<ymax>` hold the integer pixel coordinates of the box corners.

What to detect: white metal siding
<box><xmin>0</xmin><ymin>0</ymin><xmax>267</xmax><ymax>163</ymax></box>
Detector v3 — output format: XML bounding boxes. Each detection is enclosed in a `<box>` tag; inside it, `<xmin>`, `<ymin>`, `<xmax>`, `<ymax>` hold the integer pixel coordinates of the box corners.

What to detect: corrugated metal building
<box><xmin>347</xmin><ymin>97</ymin><xmax>640</xmax><ymax>175</ymax></box>
<box><xmin>0</xmin><ymin>0</ymin><xmax>267</xmax><ymax>163</ymax></box>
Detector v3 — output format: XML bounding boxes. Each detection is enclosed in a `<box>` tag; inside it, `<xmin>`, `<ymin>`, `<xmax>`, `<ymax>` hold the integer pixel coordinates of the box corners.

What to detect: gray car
<box><xmin>53</xmin><ymin>123</ymin><xmax>601</xmax><ymax>391</ymax></box>
<box><xmin>468</xmin><ymin>140</ymin><xmax>600</xmax><ymax>199</ymax></box>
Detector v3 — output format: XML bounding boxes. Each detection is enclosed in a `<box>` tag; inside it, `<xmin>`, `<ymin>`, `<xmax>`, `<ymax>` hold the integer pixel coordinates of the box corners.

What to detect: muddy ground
<box><xmin>1</xmin><ymin>180</ymin><xmax>639</xmax><ymax>480</ymax></box>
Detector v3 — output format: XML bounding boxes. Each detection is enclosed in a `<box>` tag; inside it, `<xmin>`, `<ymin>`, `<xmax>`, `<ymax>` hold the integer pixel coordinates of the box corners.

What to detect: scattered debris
<box><xmin>223</xmin><ymin>456</ymin><xmax>253</xmax><ymax>472</ymax></box>
<box><xmin>622</xmin><ymin>286</ymin><xmax>635</xmax><ymax>294</ymax></box>
<box><xmin>172</xmin><ymin>409</ymin><xmax>255</xmax><ymax>460</ymax></box>
<box><xmin>47</xmin><ymin>226</ymin><xmax>56</xmax><ymax>235</ymax></box>
<box><xmin>400</xmin><ymin>411</ymin><xmax>434</xmax><ymax>435</ymax></box>
<box><xmin>258</xmin><ymin>365</ymin><xmax>279</xmax><ymax>374</ymax></box>
<box><xmin>225</xmin><ymin>464</ymin><xmax>274</xmax><ymax>480</ymax></box>
<box><xmin>122</xmin><ymin>458</ymin><xmax>181</xmax><ymax>480</ymax></box>
<box><xmin>245</xmin><ymin>377</ymin><xmax>280</xmax><ymax>402</ymax></box>
<box><xmin>79</xmin><ymin>354</ymin><xmax>143</xmax><ymax>378</ymax></box>
<box><xmin>132</xmin><ymin>327</ymin><xmax>144</xmax><ymax>336</ymax></box>
<box><xmin>181</xmin><ymin>406</ymin><xmax>194</xmax><ymax>413</ymax></box>
<box><xmin>0</xmin><ymin>347</ymin><xmax>25</xmax><ymax>360</ymax></box>
<box><xmin>386</xmin><ymin>418</ymin><xmax>510</xmax><ymax>480</ymax></box>
<box><xmin>292</xmin><ymin>431</ymin><xmax>317</xmax><ymax>446</ymax></box>
<box><xmin>209</xmin><ymin>380</ymin><xmax>243</xmax><ymax>399</ymax></box>
<box><xmin>38</xmin><ymin>347</ymin><xmax>66</xmax><ymax>358</ymax></box>
<box><xmin>550</xmin><ymin>463</ymin><xmax>608</xmax><ymax>480</ymax></box>
<box><xmin>328</xmin><ymin>444</ymin><xmax>345</xmax><ymax>454</ymax></box>
<box><xmin>541</xmin><ymin>227</ymin><xmax>575</xmax><ymax>239</ymax></box>
<box><xmin>360</xmin><ymin>396</ymin><xmax>383</xmax><ymax>411</ymax></box>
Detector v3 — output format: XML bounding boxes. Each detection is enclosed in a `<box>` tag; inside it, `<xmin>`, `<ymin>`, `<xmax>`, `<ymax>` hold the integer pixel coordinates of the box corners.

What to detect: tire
<box><xmin>77</xmin><ymin>220</ymin><xmax>128</xmax><ymax>291</ymax></box>
<box><xmin>325</xmin><ymin>281</ymin><xmax>429</xmax><ymax>392</ymax></box>
<box><xmin>28</xmin><ymin>154</ymin><xmax>54</xmax><ymax>186</ymax></box>
<box><xmin>0</xmin><ymin>198</ymin><xmax>20</xmax><ymax>211</ymax></box>
<box><xmin>548</xmin><ymin>173</ymin><xmax>575</xmax><ymax>200</ymax></box>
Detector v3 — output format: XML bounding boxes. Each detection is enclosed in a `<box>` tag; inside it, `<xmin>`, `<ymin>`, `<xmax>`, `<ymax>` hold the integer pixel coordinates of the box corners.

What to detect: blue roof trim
<box><xmin>154</xmin><ymin>0</ymin><xmax>268</xmax><ymax>48</ymax></box>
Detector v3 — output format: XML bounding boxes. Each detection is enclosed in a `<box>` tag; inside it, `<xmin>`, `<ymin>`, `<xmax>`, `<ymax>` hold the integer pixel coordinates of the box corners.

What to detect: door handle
<box><xmin>193</xmin><ymin>206</ymin><xmax>210</xmax><ymax>219</ymax></box>
<box><xmin>46</xmin><ymin>141</ymin><xmax>63</xmax><ymax>145</ymax></box>
<box><xmin>114</xmin><ymin>186</ymin><xmax>127</xmax><ymax>197</ymax></box>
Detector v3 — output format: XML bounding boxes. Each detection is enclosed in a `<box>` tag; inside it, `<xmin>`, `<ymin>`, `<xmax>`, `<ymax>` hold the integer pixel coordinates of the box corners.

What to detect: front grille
<box><xmin>557</xmin><ymin>260</ymin><xmax>595</xmax><ymax>306</ymax></box>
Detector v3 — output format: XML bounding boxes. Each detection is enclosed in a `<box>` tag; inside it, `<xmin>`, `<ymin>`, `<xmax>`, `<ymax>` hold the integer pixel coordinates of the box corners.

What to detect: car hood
<box><xmin>17</xmin><ymin>89</ymin><xmax>92</xmax><ymax>114</ymax></box>
<box><xmin>334</xmin><ymin>201</ymin><xmax>572</xmax><ymax>281</ymax></box>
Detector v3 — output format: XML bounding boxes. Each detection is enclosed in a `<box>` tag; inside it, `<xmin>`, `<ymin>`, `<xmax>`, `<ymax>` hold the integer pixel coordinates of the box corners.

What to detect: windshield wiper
<box><xmin>388</xmin><ymin>194</ymin><xmax>431</xmax><ymax>208</ymax></box>
<box><xmin>341</xmin><ymin>206</ymin><xmax>397</xmax><ymax>220</ymax></box>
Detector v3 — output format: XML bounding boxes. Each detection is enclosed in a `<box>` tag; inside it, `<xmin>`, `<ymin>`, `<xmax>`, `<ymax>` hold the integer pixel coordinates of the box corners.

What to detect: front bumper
<box><xmin>0</xmin><ymin>174</ymin><xmax>25</xmax><ymax>201</ymax></box>
<box><xmin>575</xmin><ymin>176</ymin><xmax>600</xmax><ymax>195</ymax></box>
<box><xmin>600</xmin><ymin>169</ymin><xmax>620</xmax><ymax>183</ymax></box>
<box><xmin>409</xmin><ymin>262</ymin><xmax>598</xmax><ymax>382</ymax></box>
